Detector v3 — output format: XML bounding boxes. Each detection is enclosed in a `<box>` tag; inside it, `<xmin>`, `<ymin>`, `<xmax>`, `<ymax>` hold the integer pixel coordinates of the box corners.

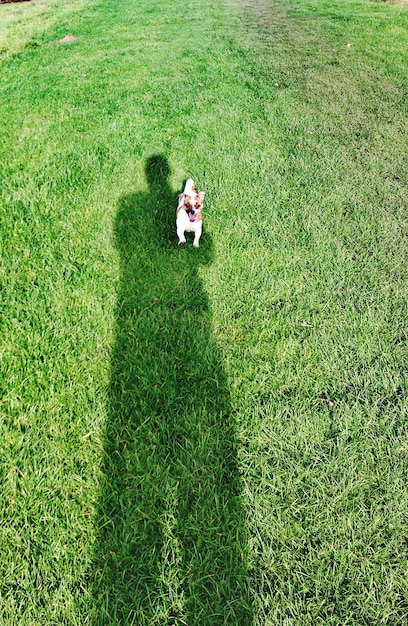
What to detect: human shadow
<box><xmin>91</xmin><ymin>156</ymin><xmax>252</xmax><ymax>625</ymax></box>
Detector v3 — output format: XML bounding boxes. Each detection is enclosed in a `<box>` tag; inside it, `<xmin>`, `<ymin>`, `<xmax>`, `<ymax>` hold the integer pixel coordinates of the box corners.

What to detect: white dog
<box><xmin>176</xmin><ymin>179</ymin><xmax>205</xmax><ymax>247</ymax></box>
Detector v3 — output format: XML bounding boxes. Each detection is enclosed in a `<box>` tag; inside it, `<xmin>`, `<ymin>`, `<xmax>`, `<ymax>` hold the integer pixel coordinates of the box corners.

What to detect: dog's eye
<box><xmin>185</xmin><ymin>202</ymin><xmax>192</xmax><ymax>209</ymax></box>
<box><xmin>194</xmin><ymin>203</ymin><xmax>200</xmax><ymax>210</ymax></box>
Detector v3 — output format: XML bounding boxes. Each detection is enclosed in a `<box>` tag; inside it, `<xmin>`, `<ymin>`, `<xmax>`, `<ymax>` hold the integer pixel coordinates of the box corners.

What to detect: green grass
<box><xmin>1</xmin><ymin>0</ymin><xmax>407</xmax><ymax>624</ymax></box>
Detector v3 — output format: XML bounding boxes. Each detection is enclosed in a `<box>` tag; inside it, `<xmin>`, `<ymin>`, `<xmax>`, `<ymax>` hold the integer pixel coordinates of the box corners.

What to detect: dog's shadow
<box><xmin>91</xmin><ymin>156</ymin><xmax>252</xmax><ymax>624</ymax></box>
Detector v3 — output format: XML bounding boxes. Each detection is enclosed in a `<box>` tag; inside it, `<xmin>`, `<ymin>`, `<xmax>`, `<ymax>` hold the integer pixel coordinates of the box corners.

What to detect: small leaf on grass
<box><xmin>60</xmin><ymin>35</ymin><xmax>77</xmax><ymax>44</ymax></box>
<box><xmin>317</xmin><ymin>397</ymin><xmax>334</xmax><ymax>409</ymax></box>
<box><xmin>80</xmin><ymin>431</ymin><xmax>92</xmax><ymax>441</ymax></box>
<box><xmin>299</xmin><ymin>320</ymin><xmax>313</xmax><ymax>327</ymax></box>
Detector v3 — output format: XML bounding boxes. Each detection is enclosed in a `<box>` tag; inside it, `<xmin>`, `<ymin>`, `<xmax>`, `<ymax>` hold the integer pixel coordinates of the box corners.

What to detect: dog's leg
<box><xmin>193</xmin><ymin>223</ymin><xmax>202</xmax><ymax>248</ymax></box>
<box><xmin>177</xmin><ymin>224</ymin><xmax>186</xmax><ymax>245</ymax></box>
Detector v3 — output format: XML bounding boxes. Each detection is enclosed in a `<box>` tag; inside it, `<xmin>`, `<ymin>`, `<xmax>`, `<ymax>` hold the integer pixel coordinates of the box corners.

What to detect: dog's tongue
<box><xmin>188</xmin><ymin>213</ymin><xmax>196</xmax><ymax>222</ymax></box>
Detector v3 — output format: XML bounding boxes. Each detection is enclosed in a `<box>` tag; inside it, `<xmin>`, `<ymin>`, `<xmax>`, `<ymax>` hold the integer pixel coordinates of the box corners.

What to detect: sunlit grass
<box><xmin>1</xmin><ymin>0</ymin><xmax>407</xmax><ymax>623</ymax></box>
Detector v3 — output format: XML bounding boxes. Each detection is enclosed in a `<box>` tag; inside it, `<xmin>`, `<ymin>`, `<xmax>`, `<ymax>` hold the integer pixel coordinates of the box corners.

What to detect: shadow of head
<box><xmin>116</xmin><ymin>155</ymin><xmax>214</xmax><ymax>265</ymax></box>
<box><xmin>145</xmin><ymin>154</ymin><xmax>171</xmax><ymax>189</ymax></box>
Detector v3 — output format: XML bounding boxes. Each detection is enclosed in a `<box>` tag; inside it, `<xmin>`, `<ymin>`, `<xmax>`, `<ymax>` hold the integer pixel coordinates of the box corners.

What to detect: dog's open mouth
<box><xmin>188</xmin><ymin>212</ymin><xmax>196</xmax><ymax>222</ymax></box>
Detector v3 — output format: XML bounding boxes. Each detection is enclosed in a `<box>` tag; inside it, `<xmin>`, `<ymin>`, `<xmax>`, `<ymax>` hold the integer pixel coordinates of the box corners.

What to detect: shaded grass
<box><xmin>91</xmin><ymin>156</ymin><xmax>252</xmax><ymax>624</ymax></box>
<box><xmin>1</xmin><ymin>0</ymin><xmax>408</xmax><ymax>623</ymax></box>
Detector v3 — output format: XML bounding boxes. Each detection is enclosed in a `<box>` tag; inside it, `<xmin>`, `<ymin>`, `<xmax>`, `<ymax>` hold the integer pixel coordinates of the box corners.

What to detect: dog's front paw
<box><xmin>178</xmin><ymin>240</ymin><xmax>186</xmax><ymax>246</ymax></box>
<box><xmin>193</xmin><ymin>242</ymin><xmax>200</xmax><ymax>248</ymax></box>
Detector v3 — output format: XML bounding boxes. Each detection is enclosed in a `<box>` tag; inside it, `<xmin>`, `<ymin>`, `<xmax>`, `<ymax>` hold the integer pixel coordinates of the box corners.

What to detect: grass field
<box><xmin>1</xmin><ymin>0</ymin><xmax>407</xmax><ymax>624</ymax></box>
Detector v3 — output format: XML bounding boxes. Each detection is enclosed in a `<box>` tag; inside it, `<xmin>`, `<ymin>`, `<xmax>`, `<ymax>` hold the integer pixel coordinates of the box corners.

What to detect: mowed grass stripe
<box><xmin>219</xmin><ymin>1</ymin><xmax>408</xmax><ymax>623</ymax></box>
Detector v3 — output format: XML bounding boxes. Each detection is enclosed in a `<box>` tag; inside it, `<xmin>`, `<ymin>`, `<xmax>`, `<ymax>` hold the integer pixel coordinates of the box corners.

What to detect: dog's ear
<box><xmin>197</xmin><ymin>191</ymin><xmax>205</xmax><ymax>201</ymax></box>
<box><xmin>177</xmin><ymin>193</ymin><xmax>185</xmax><ymax>210</ymax></box>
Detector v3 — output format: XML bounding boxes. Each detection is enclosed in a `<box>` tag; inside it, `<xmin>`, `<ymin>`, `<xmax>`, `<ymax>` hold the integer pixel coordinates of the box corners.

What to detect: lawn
<box><xmin>1</xmin><ymin>0</ymin><xmax>407</xmax><ymax>624</ymax></box>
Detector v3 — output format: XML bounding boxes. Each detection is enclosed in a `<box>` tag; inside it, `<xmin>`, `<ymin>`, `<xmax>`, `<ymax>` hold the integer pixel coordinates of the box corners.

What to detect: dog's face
<box><xmin>179</xmin><ymin>190</ymin><xmax>205</xmax><ymax>223</ymax></box>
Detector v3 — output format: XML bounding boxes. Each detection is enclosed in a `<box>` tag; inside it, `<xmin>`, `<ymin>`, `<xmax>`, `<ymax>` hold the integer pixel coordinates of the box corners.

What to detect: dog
<box><xmin>176</xmin><ymin>179</ymin><xmax>205</xmax><ymax>247</ymax></box>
